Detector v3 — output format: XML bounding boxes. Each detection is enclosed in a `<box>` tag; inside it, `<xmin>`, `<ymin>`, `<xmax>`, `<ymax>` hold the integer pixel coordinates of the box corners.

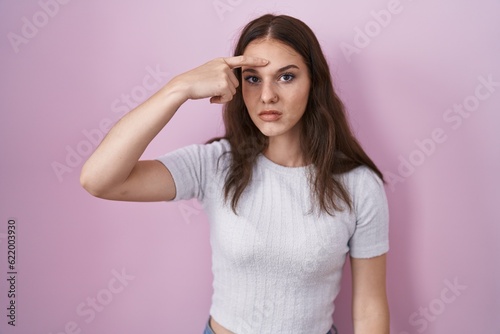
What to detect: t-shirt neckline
<box><xmin>257</xmin><ymin>153</ymin><xmax>313</xmax><ymax>175</ymax></box>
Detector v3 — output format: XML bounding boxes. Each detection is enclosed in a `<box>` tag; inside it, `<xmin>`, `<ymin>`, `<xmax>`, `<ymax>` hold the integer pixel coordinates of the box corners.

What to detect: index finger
<box><xmin>223</xmin><ymin>56</ymin><xmax>268</xmax><ymax>69</ymax></box>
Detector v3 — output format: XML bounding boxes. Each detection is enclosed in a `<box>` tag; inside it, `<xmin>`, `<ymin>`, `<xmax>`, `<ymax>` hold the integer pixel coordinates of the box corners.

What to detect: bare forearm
<box><xmin>80</xmin><ymin>81</ymin><xmax>186</xmax><ymax>194</ymax></box>
<box><xmin>353</xmin><ymin>302</ymin><xmax>390</xmax><ymax>334</ymax></box>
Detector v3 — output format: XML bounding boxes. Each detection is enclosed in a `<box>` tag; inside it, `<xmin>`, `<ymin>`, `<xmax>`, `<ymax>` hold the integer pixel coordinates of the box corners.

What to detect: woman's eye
<box><xmin>280</xmin><ymin>73</ymin><xmax>295</xmax><ymax>82</ymax></box>
<box><xmin>244</xmin><ymin>76</ymin><xmax>260</xmax><ymax>84</ymax></box>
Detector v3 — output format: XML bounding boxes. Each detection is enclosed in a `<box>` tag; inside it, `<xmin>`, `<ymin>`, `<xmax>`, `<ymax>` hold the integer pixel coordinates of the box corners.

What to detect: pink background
<box><xmin>1</xmin><ymin>0</ymin><xmax>499</xmax><ymax>333</ymax></box>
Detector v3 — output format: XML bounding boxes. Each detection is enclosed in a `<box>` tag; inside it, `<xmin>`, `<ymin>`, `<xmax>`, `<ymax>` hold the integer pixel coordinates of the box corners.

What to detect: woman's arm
<box><xmin>351</xmin><ymin>254</ymin><xmax>390</xmax><ymax>334</ymax></box>
<box><xmin>80</xmin><ymin>56</ymin><xmax>268</xmax><ymax>201</ymax></box>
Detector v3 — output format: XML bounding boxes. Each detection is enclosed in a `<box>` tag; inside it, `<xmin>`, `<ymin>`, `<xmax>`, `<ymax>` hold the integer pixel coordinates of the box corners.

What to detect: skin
<box><xmin>80</xmin><ymin>38</ymin><xmax>389</xmax><ymax>334</ymax></box>
<box><xmin>351</xmin><ymin>254</ymin><xmax>390</xmax><ymax>333</ymax></box>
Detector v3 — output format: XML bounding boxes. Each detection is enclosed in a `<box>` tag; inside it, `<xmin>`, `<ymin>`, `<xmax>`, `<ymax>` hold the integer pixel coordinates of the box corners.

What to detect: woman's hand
<box><xmin>169</xmin><ymin>56</ymin><xmax>268</xmax><ymax>104</ymax></box>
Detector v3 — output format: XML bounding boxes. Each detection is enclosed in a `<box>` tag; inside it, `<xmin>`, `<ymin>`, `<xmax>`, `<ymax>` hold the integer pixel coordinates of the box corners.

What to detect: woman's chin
<box><xmin>257</xmin><ymin>129</ymin><xmax>280</xmax><ymax>138</ymax></box>
<box><xmin>254</xmin><ymin>124</ymin><xmax>284</xmax><ymax>138</ymax></box>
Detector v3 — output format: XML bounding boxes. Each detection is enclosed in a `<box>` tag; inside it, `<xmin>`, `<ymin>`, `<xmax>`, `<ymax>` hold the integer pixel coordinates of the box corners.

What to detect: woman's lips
<box><xmin>258</xmin><ymin>110</ymin><xmax>282</xmax><ymax>122</ymax></box>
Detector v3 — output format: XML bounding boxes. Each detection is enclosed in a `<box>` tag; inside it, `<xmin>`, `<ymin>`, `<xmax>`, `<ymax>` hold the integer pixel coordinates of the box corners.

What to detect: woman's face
<box><xmin>241</xmin><ymin>38</ymin><xmax>311</xmax><ymax>140</ymax></box>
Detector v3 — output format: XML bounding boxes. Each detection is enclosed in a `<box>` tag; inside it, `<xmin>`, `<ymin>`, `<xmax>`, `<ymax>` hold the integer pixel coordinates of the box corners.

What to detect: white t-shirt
<box><xmin>157</xmin><ymin>139</ymin><xmax>389</xmax><ymax>334</ymax></box>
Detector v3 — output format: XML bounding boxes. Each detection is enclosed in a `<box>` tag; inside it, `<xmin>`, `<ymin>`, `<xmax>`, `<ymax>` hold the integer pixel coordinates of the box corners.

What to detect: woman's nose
<box><xmin>260</xmin><ymin>82</ymin><xmax>278</xmax><ymax>104</ymax></box>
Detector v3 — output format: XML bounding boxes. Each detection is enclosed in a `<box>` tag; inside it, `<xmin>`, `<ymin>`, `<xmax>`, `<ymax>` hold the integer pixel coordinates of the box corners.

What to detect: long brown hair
<box><xmin>210</xmin><ymin>14</ymin><xmax>384</xmax><ymax>215</ymax></box>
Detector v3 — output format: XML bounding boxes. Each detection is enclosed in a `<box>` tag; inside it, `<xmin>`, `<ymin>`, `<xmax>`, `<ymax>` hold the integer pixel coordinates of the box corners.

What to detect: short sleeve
<box><xmin>155</xmin><ymin>139</ymin><xmax>230</xmax><ymax>201</ymax></box>
<box><xmin>348</xmin><ymin>167</ymin><xmax>390</xmax><ymax>258</ymax></box>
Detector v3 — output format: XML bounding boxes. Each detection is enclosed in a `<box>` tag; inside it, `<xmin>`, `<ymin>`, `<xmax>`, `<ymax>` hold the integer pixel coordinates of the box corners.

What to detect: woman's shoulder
<box><xmin>174</xmin><ymin>138</ymin><xmax>231</xmax><ymax>157</ymax></box>
<box><xmin>203</xmin><ymin>138</ymin><xmax>231</xmax><ymax>152</ymax></box>
<box><xmin>346</xmin><ymin>165</ymin><xmax>381</xmax><ymax>179</ymax></box>
<box><xmin>198</xmin><ymin>138</ymin><xmax>232</xmax><ymax>163</ymax></box>
<box><xmin>341</xmin><ymin>165</ymin><xmax>384</xmax><ymax>194</ymax></box>
<box><xmin>157</xmin><ymin>138</ymin><xmax>232</xmax><ymax>168</ymax></box>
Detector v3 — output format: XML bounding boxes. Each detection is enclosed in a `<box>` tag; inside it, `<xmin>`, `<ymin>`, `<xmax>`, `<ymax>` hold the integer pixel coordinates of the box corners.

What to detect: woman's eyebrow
<box><xmin>242</xmin><ymin>64</ymin><xmax>299</xmax><ymax>74</ymax></box>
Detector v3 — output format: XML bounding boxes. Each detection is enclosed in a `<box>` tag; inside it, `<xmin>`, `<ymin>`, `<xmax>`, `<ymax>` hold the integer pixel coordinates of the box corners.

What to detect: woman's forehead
<box><xmin>243</xmin><ymin>39</ymin><xmax>299</xmax><ymax>57</ymax></box>
<box><xmin>242</xmin><ymin>39</ymin><xmax>304</xmax><ymax>69</ymax></box>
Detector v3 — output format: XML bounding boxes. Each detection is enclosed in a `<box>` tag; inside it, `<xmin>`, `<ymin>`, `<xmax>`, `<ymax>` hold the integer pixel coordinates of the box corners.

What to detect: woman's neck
<box><xmin>264</xmin><ymin>132</ymin><xmax>306</xmax><ymax>167</ymax></box>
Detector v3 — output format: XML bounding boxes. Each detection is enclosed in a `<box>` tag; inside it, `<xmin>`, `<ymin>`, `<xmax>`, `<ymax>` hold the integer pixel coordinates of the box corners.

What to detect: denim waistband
<box><xmin>203</xmin><ymin>317</ymin><xmax>338</xmax><ymax>334</ymax></box>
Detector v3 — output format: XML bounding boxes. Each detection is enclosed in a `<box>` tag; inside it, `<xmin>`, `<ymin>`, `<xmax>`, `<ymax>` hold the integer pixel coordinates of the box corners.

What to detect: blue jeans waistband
<box><xmin>203</xmin><ymin>317</ymin><xmax>338</xmax><ymax>334</ymax></box>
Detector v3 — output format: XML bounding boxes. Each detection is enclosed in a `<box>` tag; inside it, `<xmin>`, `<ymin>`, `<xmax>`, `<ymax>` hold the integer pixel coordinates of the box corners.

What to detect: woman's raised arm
<box><xmin>80</xmin><ymin>56</ymin><xmax>268</xmax><ymax>202</ymax></box>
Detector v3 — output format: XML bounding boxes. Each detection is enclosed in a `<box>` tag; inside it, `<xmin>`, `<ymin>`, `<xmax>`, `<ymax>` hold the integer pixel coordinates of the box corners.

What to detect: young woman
<box><xmin>81</xmin><ymin>14</ymin><xmax>390</xmax><ymax>334</ymax></box>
